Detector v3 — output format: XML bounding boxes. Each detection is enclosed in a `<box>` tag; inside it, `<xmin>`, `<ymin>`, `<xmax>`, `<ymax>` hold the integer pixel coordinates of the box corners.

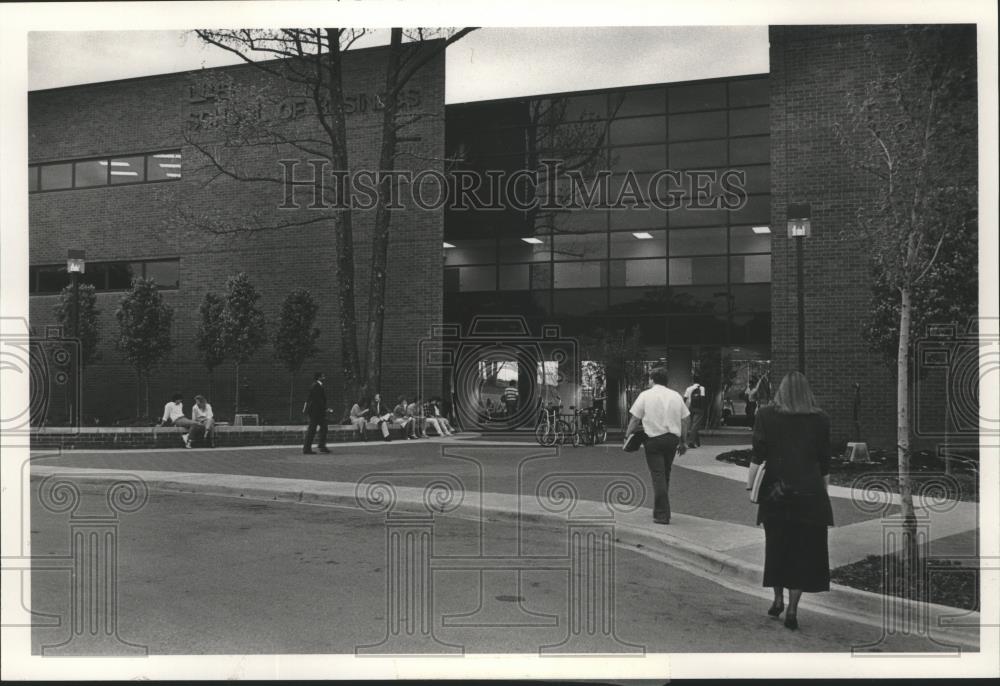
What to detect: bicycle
<box><xmin>534</xmin><ymin>404</ymin><xmax>564</xmax><ymax>446</ymax></box>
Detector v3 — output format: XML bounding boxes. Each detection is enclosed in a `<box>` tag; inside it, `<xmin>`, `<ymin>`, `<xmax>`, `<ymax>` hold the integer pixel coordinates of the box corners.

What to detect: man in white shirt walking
<box><xmin>160</xmin><ymin>393</ymin><xmax>200</xmax><ymax>448</ymax></box>
<box><xmin>627</xmin><ymin>367</ymin><xmax>689</xmax><ymax>525</ymax></box>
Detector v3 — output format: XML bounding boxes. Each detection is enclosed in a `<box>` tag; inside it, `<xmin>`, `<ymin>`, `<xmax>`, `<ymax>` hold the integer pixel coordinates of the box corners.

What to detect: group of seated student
<box><xmin>349</xmin><ymin>394</ymin><xmax>456</xmax><ymax>442</ymax></box>
<box><xmin>160</xmin><ymin>393</ymin><xmax>216</xmax><ymax>448</ymax></box>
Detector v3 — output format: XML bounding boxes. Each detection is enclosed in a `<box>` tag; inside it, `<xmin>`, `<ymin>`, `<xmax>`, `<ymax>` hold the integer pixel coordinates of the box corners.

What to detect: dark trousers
<box><xmin>689</xmin><ymin>410</ymin><xmax>705</xmax><ymax>446</ymax></box>
<box><xmin>644</xmin><ymin>433</ymin><xmax>680</xmax><ymax>522</ymax></box>
<box><xmin>304</xmin><ymin>415</ymin><xmax>328</xmax><ymax>450</ymax></box>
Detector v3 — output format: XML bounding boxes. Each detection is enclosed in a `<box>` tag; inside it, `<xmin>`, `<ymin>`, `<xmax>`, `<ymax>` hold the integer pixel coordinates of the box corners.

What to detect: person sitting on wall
<box><xmin>418</xmin><ymin>396</ymin><xmax>450</xmax><ymax>437</ymax></box>
<box><xmin>430</xmin><ymin>397</ymin><xmax>456</xmax><ymax>435</ymax></box>
<box><xmin>407</xmin><ymin>396</ymin><xmax>429</xmax><ymax>438</ymax></box>
<box><xmin>371</xmin><ymin>393</ymin><xmax>394</xmax><ymax>441</ymax></box>
<box><xmin>349</xmin><ymin>396</ymin><xmax>371</xmax><ymax>442</ymax></box>
<box><xmin>159</xmin><ymin>393</ymin><xmax>200</xmax><ymax>449</ymax></box>
<box><xmin>191</xmin><ymin>394</ymin><xmax>216</xmax><ymax>448</ymax></box>
<box><xmin>393</xmin><ymin>395</ymin><xmax>418</xmax><ymax>439</ymax></box>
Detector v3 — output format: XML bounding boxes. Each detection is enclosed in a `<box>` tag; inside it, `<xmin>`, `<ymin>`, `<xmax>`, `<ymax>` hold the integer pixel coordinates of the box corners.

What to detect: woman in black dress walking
<box><xmin>748</xmin><ymin>371</ymin><xmax>833</xmax><ymax>630</ymax></box>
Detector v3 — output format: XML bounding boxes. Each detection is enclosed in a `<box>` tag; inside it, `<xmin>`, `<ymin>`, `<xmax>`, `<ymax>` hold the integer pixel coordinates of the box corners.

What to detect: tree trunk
<box><xmin>897</xmin><ymin>286</ymin><xmax>920</xmax><ymax>596</ymax></box>
<box><xmin>288</xmin><ymin>374</ymin><xmax>295</xmax><ymax>422</ymax></box>
<box><xmin>234</xmin><ymin>361</ymin><xmax>241</xmax><ymax>416</ymax></box>
<box><xmin>136</xmin><ymin>369</ymin><xmax>142</xmax><ymax>419</ymax></box>
<box><xmin>143</xmin><ymin>370</ymin><xmax>150</xmax><ymax>420</ymax></box>
<box><xmin>364</xmin><ymin>28</ymin><xmax>403</xmax><ymax>395</ymax></box>
<box><xmin>323</xmin><ymin>30</ymin><xmax>363</xmax><ymax>401</ymax></box>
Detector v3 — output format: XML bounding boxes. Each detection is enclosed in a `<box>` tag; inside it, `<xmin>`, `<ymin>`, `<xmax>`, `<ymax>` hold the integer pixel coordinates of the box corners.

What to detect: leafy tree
<box><xmin>273</xmin><ymin>288</ymin><xmax>321</xmax><ymax>419</ymax></box>
<box><xmin>579</xmin><ymin>325</ymin><xmax>647</xmax><ymax>426</ymax></box>
<box><xmin>54</xmin><ymin>282</ymin><xmax>100</xmax><ymax>424</ymax></box>
<box><xmin>221</xmin><ymin>272</ymin><xmax>267</xmax><ymax>414</ymax></box>
<box><xmin>833</xmin><ymin>26</ymin><xmax>977</xmax><ymax>588</ymax></box>
<box><xmin>115</xmin><ymin>278</ymin><xmax>174</xmax><ymax>418</ymax></box>
<box><xmin>195</xmin><ymin>292</ymin><xmax>227</xmax><ymax>402</ymax></box>
<box><xmin>54</xmin><ymin>282</ymin><xmax>101</xmax><ymax>367</ymax></box>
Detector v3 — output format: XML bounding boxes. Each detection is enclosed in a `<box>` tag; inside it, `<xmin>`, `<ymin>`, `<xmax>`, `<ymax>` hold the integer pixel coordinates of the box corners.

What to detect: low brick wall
<box><xmin>30</xmin><ymin>423</ymin><xmax>410</xmax><ymax>450</ymax></box>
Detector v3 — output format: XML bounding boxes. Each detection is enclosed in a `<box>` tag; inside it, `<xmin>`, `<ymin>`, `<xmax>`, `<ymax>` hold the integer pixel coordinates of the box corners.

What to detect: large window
<box><xmin>30</xmin><ymin>150</ymin><xmax>181</xmax><ymax>193</ymax></box>
<box><xmin>29</xmin><ymin>259</ymin><xmax>180</xmax><ymax>294</ymax></box>
<box><xmin>444</xmin><ymin>76</ymin><xmax>771</xmax><ymax>347</ymax></box>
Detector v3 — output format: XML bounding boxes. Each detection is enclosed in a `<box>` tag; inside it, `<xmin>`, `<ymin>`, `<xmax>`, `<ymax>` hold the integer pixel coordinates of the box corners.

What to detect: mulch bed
<box><xmin>717</xmin><ymin>448</ymin><xmax>980</xmax><ymax>610</ymax></box>
<box><xmin>715</xmin><ymin>448</ymin><xmax>979</xmax><ymax>502</ymax></box>
<box><xmin>831</xmin><ymin>554</ymin><xmax>979</xmax><ymax>612</ymax></box>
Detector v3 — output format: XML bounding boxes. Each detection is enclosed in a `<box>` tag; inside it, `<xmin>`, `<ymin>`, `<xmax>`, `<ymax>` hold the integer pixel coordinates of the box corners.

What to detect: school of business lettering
<box><xmin>186</xmin><ymin>89</ymin><xmax>422</xmax><ymax>131</ymax></box>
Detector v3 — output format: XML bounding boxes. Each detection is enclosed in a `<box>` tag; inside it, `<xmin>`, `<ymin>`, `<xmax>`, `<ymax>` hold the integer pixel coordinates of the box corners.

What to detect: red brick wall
<box><xmin>29</xmin><ymin>44</ymin><xmax>445</xmax><ymax>424</ymax></box>
<box><xmin>769</xmin><ymin>25</ymin><xmax>977</xmax><ymax>450</ymax></box>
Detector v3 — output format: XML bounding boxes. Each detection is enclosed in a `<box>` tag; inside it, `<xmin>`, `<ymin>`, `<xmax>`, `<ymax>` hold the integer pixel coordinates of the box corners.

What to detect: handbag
<box><xmin>622</xmin><ymin>430</ymin><xmax>647</xmax><ymax>452</ymax></box>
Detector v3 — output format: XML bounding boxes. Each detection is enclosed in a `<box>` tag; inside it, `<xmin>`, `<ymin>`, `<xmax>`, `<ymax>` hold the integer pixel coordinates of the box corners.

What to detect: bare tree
<box><xmin>182</xmin><ymin>28</ymin><xmax>475</xmax><ymax>403</ymax></box>
<box><xmin>833</xmin><ymin>26</ymin><xmax>977</xmax><ymax>587</ymax></box>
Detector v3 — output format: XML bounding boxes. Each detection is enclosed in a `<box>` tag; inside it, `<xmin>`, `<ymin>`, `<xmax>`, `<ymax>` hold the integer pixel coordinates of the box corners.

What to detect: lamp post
<box><xmin>786</xmin><ymin>204</ymin><xmax>811</xmax><ymax>374</ymax></box>
<box><xmin>66</xmin><ymin>249</ymin><xmax>86</xmax><ymax>425</ymax></box>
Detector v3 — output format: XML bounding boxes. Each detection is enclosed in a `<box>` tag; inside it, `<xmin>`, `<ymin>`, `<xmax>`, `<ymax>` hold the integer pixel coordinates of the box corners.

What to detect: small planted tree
<box><xmin>834</xmin><ymin>26</ymin><xmax>977</xmax><ymax>590</ymax></box>
<box><xmin>221</xmin><ymin>272</ymin><xmax>267</xmax><ymax>415</ymax></box>
<box><xmin>54</xmin><ymin>282</ymin><xmax>100</xmax><ymax>423</ymax></box>
<box><xmin>115</xmin><ymin>278</ymin><xmax>174</xmax><ymax>419</ymax></box>
<box><xmin>195</xmin><ymin>292</ymin><xmax>227</xmax><ymax>403</ymax></box>
<box><xmin>273</xmin><ymin>288</ymin><xmax>321</xmax><ymax>420</ymax></box>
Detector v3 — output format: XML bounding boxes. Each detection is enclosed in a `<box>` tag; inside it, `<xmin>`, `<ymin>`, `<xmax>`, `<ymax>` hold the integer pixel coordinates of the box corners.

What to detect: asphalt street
<box><xmin>29</xmin><ymin>440</ymin><xmax>889</xmax><ymax>528</ymax></box>
<box><xmin>29</xmin><ymin>482</ymin><xmax>944</xmax><ymax>655</ymax></box>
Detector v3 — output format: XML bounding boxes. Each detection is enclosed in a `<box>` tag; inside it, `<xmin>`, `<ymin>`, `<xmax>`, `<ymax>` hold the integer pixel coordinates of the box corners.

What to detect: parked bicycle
<box><xmin>534</xmin><ymin>403</ymin><xmax>564</xmax><ymax>446</ymax></box>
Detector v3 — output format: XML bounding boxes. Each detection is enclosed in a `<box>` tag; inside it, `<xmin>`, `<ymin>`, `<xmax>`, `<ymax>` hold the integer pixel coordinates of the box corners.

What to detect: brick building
<box><xmin>28</xmin><ymin>27</ymin><xmax>977</xmax><ymax>448</ymax></box>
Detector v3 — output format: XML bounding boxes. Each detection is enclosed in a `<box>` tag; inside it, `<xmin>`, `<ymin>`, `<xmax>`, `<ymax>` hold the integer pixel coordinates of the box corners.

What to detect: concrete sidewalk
<box><xmin>30</xmin><ymin>456</ymin><xmax>980</xmax><ymax>650</ymax></box>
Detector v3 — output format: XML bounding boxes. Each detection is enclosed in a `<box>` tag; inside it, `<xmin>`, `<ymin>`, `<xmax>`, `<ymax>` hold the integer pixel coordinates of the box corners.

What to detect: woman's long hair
<box><xmin>772</xmin><ymin>371</ymin><xmax>821</xmax><ymax>414</ymax></box>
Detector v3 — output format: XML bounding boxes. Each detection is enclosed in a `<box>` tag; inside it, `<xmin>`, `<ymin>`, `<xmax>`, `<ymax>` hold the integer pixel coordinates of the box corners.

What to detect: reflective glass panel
<box><xmin>73</xmin><ymin>160</ymin><xmax>107</xmax><ymax>187</ymax></box>
<box><xmin>445</xmin><ymin>239</ymin><xmax>496</xmax><ymax>266</ymax></box>
<box><xmin>144</xmin><ymin>260</ymin><xmax>180</xmax><ymax>289</ymax></box>
<box><xmin>147</xmin><ymin>151</ymin><xmax>182</xmax><ymax>181</ymax></box>
<box><xmin>668</xmin><ymin>227</ymin><xmax>726</xmax><ymax>256</ymax></box>
<box><xmin>553</xmin><ymin>261</ymin><xmax>607</xmax><ymax>289</ymax></box>
<box><xmin>730</xmin><ymin>225</ymin><xmax>772</xmax><ymax>254</ymax></box>
<box><xmin>609</xmin><ymin>259</ymin><xmax>666</xmax><ymax>287</ymax></box>
<box><xmin>610</xmin><ymin>230</ymin><xmax>666</xmax><ymax>258</ymax></box>
<box><xmin>40</xmin><ymin>163</ymin><xmax>72</xmax><ymax>191</ymax></box>
<box><xmin>553</xmin><ymin>232</ymin><xmax>607</xmax><ymax>261</ymax></box>
<box><xmin>730</xmin><ymin>255</ymin><xmax>771</xmax><ymax>283</ymax></box>
<box><xmin>669</xmin><ymin>139</ymin><xmax>727</xmax><ymax>169</ymax></box>
<box><xmin>109</xmin><ymin>156</ymin><xmax>146</xmax><ymax>184</ymax></box>
<box><xmin>729</xmin><ymin>107</ymin><xmax>769</xmax><ymax>137</ymax></box>
<box><xmin>668</xmin><ymin>256</ymin><xmax>727</xmax><ymax>285</ymax></box>
<box><xmin>668</xmin><ymin>111</ymin><xmax>726</xmax><ymax>141</ymax></box>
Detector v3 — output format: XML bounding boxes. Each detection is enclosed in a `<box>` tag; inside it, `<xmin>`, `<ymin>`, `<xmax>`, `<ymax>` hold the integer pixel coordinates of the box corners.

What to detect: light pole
<box><xmin>66</xmin><ymin>249</ymin><xmax>86</xmax><ymax>425</ymax></box>
<box><xmin>787</xmin><ymin>204</ymin><xmax>811</xmax><ymax>374</ymax></box>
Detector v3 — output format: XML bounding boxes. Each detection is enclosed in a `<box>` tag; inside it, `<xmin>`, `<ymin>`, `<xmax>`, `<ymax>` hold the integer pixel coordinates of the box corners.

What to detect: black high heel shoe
<box><xmin>784</xmin><ymin>612</ymin><xmax>798</xmax><ymax>630</ymax></box>
<box><xmin>767</xmin><ymin>600</ymin><xmax>784</xmax><ymax>617</ymax></box>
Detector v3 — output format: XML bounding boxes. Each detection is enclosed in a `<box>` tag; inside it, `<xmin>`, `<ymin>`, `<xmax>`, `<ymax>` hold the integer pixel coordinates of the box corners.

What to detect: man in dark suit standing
<box><xmin>303</xmin><ymin>371</ymin><xmax>332</xmax><ymax>454</ymax></box>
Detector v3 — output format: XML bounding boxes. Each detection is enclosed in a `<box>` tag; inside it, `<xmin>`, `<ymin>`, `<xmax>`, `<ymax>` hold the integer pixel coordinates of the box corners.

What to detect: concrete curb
<box><xmin>30</xmin><ymin>465</ymin><xmax>980</xmax><ymax>650</ymax></box>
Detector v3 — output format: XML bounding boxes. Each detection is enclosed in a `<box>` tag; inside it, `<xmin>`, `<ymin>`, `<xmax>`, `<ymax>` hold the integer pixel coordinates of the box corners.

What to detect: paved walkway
<box><xmin>25</xmin><ymin>436</ymin><xmax>980</xmax><ymax>649</ymax></box>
